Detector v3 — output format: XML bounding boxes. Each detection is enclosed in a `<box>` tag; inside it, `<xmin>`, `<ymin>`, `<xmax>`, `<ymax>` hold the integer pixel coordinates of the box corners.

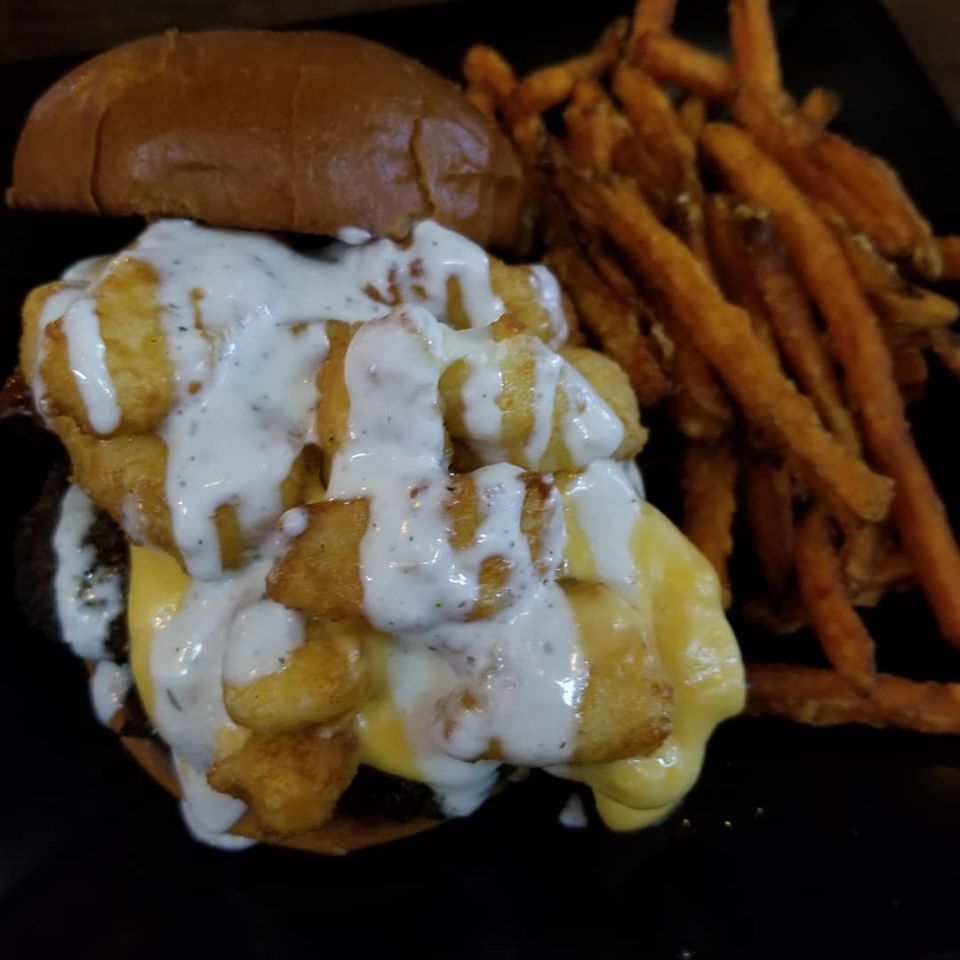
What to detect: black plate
<box><xmin>2</xmin><ymin>2</ymin><xmax>960</xmax><ymax>957</ymax></box>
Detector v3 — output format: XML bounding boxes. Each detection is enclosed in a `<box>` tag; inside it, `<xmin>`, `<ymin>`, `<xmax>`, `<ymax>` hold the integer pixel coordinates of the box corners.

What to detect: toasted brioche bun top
<box><xmin>9</xmin><ymin>30</ymin><xmax>525</xmax><ymax>250</ymax></box>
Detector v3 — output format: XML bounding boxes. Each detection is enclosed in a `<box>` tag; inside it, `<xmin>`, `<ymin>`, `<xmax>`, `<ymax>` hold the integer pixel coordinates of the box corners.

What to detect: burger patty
<box><xmin>15</xmin><ymin>454</ymin><xmax>449</xmax><ymax>822</ymax></box>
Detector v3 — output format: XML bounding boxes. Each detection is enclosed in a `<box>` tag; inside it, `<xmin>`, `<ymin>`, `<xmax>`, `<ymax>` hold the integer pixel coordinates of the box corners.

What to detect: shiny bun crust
<box><xmin>9</xmin><ymin>30</ymin><xmax>525</xmax><ymax>251</ymax></box>
<box><xmin>118</xmin><ymin>733</ymin><xmax>440</xmax><ymax>855</ymax></box>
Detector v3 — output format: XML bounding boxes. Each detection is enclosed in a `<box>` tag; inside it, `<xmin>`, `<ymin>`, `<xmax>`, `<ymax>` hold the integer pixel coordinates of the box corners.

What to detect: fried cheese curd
<box><xmin>29</xmin><ymin>218</ymin><xmax>743</xmax><ymax>845</ymax></box>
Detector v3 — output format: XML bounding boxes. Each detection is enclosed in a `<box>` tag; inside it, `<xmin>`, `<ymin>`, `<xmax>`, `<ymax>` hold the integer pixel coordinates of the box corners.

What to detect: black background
<box><xmin>2</xmin><ymin>1</ymin><xmax>960</xmax><ymax>957</ymax></box>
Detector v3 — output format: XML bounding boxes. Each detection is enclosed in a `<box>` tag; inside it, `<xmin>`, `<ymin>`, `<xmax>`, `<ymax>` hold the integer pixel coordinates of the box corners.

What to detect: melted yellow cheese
<box><xmin>559</xmin><ymin>501</ymin><xmax>745</xmax><ymax>830</ymax></box>
<box><xmin>126</xmin><ymin>499</ymin><xmax>743</xmax><ymax>831</ymax></box>
<box><xmin>127</xmin><ymin>544</ymin><xmax>423</xmax><ymax>779</ymax></box>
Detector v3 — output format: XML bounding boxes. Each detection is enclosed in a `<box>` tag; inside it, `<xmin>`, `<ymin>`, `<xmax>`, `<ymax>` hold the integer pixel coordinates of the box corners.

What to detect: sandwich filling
<box><xmin>30</xmin><ymin>218</ymin><xmax>744</xmax><ymax>846</ymax></box>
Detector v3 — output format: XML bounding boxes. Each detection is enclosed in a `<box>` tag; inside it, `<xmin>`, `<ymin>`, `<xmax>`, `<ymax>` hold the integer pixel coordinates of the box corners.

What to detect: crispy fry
<box><xmin>872</xmin><ymin>288</ymin><xmax>959</xmax><ymax>330</ymax></box>
<box><xmin>557</xmin><ymin>168</ymin><xmax>892</xmax><ymax>523</ymax></box>
<box><xmin>611</xmin><ymin>134</ymin><xmax>672</xmax><ymax>216</ymax></box>
<box><xmin>929</xmin><ymin>327</ymin><xmax>960</xmax><ymax>380</ymax></box>
<box><xmin>747</xmin><ymin>664</ymin><xmax>960</xmax><ymax>734</ymax></box>
<box><xmin>794</xmin><ymin>505</ymin><xmax>876</xmax><ymax>692</ymax></box>
<box><xmin>811</xmin><ymin>134</ymin><xmax>941</xmax><ymax>278</ymax></box>
<box><xmin>634</xmin><ymin>32</ymin><xmax>734</xmax><ymax>102</ymax></box>
<box><xmin>629</xmin><ymin>0</ymin><xmax>678</xmax><ymax>48</ymax></box>
<box><xmin>514</xmin><ymin>21</ymin><xmax>626</xmax><ymax>116</ymax></box>
<box><xmin>704</xmin><ymin>194</ymin><xmax>776</xmax><ymax>349</ymax></box>
<box><xmin>662</xmin><ymin>317</ymin><xmax>733</xmax><ymax>440</ymax></box>
<box><xmin>730</xmin><ymin>88</ymin><xmax>940</xmax><ymax>277</ymax></box>
<box><xmin>937</xmin><ymin>236</ymin><xmax>960</xmax><ymax>281</ymax></box>
<box><xmin>871</xmin><ymin>547</ymin><xmax>914</xmax><ymax>592</ymax></box>
<box><xmin>563</xmin><ymin>81</ymin><xmax>629</xmax><ymax>176</ymax></box>
<box><xmin>681</xmin><ymin>437</ymin><xmax>738</xmax><ymax>606</ymax></box>
<box><xmin>799</xmin><ymin>86</ymin><xmax>841</xmax><ymax>127</ymax></box>
<box><xmin>544</xmin><ymin>245</ymin><xmax>668</xmax><ymax>406</ymax></box>
<box><xmin>702</xmin><ymin>121</ymin><xmax>960</xmax><ymax>643</ymax></box>
<box><xmin>888</xmin><ymin>343</ymin><xmax>928</xmax><ymax>404</ymax></box>
<box><xmin>739</xmin><ymin>212</ymin><xmax>861</xmax><ymax>454</ymax></box>
<box><xmin>677</xmin><ymin>96</ymin><xmax>708</xmax><ymax>141</ymax></box>
<box><xmin>462</xmin><ymin>45</ymin><xmax>518</xmax><ymax>104</ymax></box>
<box><xmin>742</xmin><ymin>454</ymin><xmax>794</xmax><ymax>597</ymax></box>
<box><xmin>613</xmin><ymin>64</ymin><xmax>696</xmax><ymax>197</ymax></box>
<box><xmin>729</xmin><ymin>0</ymin><xmax>783</xmax><ymax>98</ymax></box>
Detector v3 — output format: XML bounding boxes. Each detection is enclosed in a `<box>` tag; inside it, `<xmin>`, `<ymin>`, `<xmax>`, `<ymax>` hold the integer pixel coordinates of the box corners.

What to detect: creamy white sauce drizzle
<box><xmin>52</xmin><ymin>484</ymin><xmax>124</xmax><ymax>661</ymax></box>
<box><xmin>529</xmin><ymin>264</ymin><xmax>569</xmax><ymax>349</ymax></box>
<box><xmin>336</xmin><ymin>226</ymin><xmax>373</xmax><ymax>246</ymax></box>
<box><xmin>386</xmin><ymin>643</ymin><xmax>500</xmax><ymax>816</ymax></box>
<box><xmin>558</xmin><ymin>792</ymin><xmax>588</xmax><ymax>829</ymax></box>
<box><xmin>63</xmin><ymin>298</ymin><xmax>121</xmax><ymax>434</ymax></box>
<box><xmin>223</xmin><ymin>599</ymin><xmax>305</xmax><ymax>685</ymax></box>
<box><xmin>175</xmin><ymin>756</ymin><xmax>253</xmax><ymax>850</ymax></box>
<box><xmin>562</xmin><ymin>460</ymin><xmax>645</xmax><ymax>597</ymax></box>
<box><xmin>327</xmin><ymin>305</ymin><xmax>586</xmax><ymax>770</ymax></box>
<box><xmin>90</xmin><ymin>661</ymin><xmax>131</xmax><ymax>726</ymax></box>
<box><xmin>149</xmin><ymin>543</ymin><xmax>281</xmax><ymax>771</ymax></box>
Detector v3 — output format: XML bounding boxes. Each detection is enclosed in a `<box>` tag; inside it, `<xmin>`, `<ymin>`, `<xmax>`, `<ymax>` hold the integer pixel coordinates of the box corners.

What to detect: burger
<box><xmin>4</xmin><ymin>29</ymin><xmax>744</xmax><ymax>853</ymax></box>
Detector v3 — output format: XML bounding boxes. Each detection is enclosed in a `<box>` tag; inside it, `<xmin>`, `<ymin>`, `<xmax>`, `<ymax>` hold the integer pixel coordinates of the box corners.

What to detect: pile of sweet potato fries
<box><xmin>464</xmin><ymin>0</ymin><xmax>960</xmax><ymax>732</ymax></box>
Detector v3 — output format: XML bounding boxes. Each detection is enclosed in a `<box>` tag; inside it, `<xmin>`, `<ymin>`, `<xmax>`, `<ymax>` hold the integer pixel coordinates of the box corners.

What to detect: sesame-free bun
<box><xmin>9</xmin><ymin>30</ymin><xmax>525</xmax><ymax>251</ymax></box>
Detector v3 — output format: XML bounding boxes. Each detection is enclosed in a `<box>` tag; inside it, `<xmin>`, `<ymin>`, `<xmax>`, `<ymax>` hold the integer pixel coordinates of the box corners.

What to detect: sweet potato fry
<box><xmin>888</xmin><ymin>343</ymin><xmax>928</xmax><ymax>404</ymax></box>
<box><xmin>740</xmin><ymin>212</ymin><xmax>861</xmax><ymax>454</ymax></box>
<box><xmin>929</xmin><ymin>328</ymin><xmax>960</xmax><ymax>381</ymax></box>
<box><xmin>794</xmin><ymin>505</ymin><xmax>876</xmax><ymax>692</ymax></box>
<box><xmin>742</xmin><ymin>454</ymin><xmax>794</xmax><ymax>597</ymax></box>
<box><xmin>681</xmin><ymin>437</ymin><xmax>738</xmax><ymax>606</ymax></box>
<box><xmin>544</xmin><ymin>245</ymin><xmax>668</xmax><ymax>406</ymax></box>
<box><xmin>462</xmin><ymin>45</ymin><xmax>518</xmax><ymax>104</ymax></box>
<box><xmin>872</xmin><ymin>288</ymin><xmax>959</xmax><ymax>330</ymax></box>
<box><xmin>747</xmin><ymin>664</ymin><xmax>960</xmax><ymax>734</ymax></box>
<box><xmin>730</xmin><ymin>89</ymin><xmax>939</xmax><ymax>276</ymax></box>
<box><xmin>514</xmin><ymin>21</ymin><xmax>626</xmax><ymax>116</ymax></box>
<box><xmin>810</xmin><ymin>134</ymin><xmax>941</xmax><ymax>279</ymax></box>
<box><xmin>799</xmin><ymin>87</ymin><xmax>841</xmax><ymax>127</ymax></box>
<box><xmin>729</xmin><ymin>0</ymin><xmax>783</xmax><ymax>98</ymax></box>
<box><xmin>613</xmin><ymin>64</ymin><xmax>696</xmax><ymax>196</ymax></box>
<box><xmin>629</xmin><ymin>0</ymin><xmax>678</xmax><ymax>45</ymax></box>
<box><xmin>634</xmin><ymin>32</ymin><xmax>734</xmax><ymax>102</ymax></box>
<box><xmin>702</xmin><ymin>121</ymin><xmax>960</xmax><ymax>643</ymax></box>
<box><xmin>557</xmin><ymin>168</ymin><xmax>892</xmax><ymax>524</ymax></box>
<box><xmin>563</xmin><ymin>81</ymin><xmax>630</xmax><ymax>176</ymax></box>
<box><xmin>677</xmin><ymin>96</ymin><xmax>708</xmax><ymax>141</ymax></box>
<box><xmin>704</xmin><ymin>194</ymin><xmax>776</xmax><ymax>349</ymax></box>
<box><xmin>937</xmin><ymin>236</ymin><xmax>960</xmax><ymax>281</ymax></box>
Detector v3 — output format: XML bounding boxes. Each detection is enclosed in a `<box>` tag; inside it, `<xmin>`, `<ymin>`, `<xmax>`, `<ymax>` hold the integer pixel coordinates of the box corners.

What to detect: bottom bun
<box><xmin>119</xmin><ymin>735</ymin><xmax>442</xmax><ymax>854</ymax></box>
<box><xmin>101</xmin><ymin>683</ymin><xmax>441</xmax><ymax>854</ymax></box>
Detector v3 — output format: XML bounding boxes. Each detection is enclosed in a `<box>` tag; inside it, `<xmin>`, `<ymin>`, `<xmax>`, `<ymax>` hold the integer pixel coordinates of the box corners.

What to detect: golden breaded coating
<box><xmin>569</xmin><ymin>582</ymin><xmax>672</xmax><ymax>763</ymax></box>
<box><xmin>490</xmin><ymin>260</ymin><xmax>569</xmax><ymax>345</ymax></box>
<box><xmin>560</xmin><ymin>346</ymin><xmax>648</xmax><ymax>458</ymax></box>
<box><xmin>37</xmin><ymin>257</ymin><xmax>176</xmax><ymax>436</ymax></box>
<box><xmin>224</xmin><ymin>619</ymin><xmax>369</xmax><ymax>733</ymax></box>
<box><xmin>57</xmin><ymin>416</ymin><xmax>312</xmax><ymax>570</ymax></box>
<box><xmin>267</xmin><ymin>471</ymin><xmax>559</xmax><ymax>623</ymax></box>
<box><xmin>208</xmin><ymin>724</ymin><xmax>359</xmax><ymax>836</ymax></box>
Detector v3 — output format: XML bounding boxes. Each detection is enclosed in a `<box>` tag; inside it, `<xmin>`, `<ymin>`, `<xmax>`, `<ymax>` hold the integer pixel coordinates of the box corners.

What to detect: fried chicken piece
<box><xmin>208</xmin><ymin>723</ymin><xmax>359</xmax><ymax>836</ymax></box>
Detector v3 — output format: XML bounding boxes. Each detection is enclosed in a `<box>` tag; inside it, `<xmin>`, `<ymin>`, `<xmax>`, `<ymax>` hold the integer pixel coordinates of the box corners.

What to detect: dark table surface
<box><xmin>2</xmin><ymin>1</ymin><xmax>960</xmax><ymax>958</ymax></box>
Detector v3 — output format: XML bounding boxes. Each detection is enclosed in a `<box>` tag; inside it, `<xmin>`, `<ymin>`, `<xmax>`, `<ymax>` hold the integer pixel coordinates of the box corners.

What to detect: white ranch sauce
<box><xmin>52</xmin><ymin>484</ymin><xmax>124</xmax><ymax>661</ymax></box>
